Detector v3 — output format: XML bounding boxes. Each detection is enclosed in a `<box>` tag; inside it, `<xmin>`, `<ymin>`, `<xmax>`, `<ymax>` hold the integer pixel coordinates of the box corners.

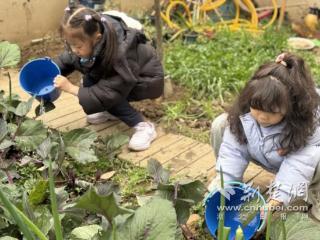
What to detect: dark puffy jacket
<box><xmin>54</xmin><ymin>15</ymin><xmax>164</xmax><ymax>114</ymax></box>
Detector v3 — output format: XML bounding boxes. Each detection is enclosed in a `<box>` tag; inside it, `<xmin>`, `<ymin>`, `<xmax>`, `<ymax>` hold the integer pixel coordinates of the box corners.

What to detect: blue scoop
<box><xmin>205</xmin><ymin>182</ymin><xmax>266</xmax><ymax>240</ymax></box>
<box><xmin>19</xmin><ymin>57</ymin><xmax>61</xmax><ymax>102</ymax></box>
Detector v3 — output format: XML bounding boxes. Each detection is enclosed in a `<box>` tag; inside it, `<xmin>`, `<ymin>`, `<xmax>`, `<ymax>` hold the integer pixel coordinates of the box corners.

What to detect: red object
<box><xmin>258</xmin><ymin>10</ymin><xmax>273</xmax><ymax>20</ymax></box>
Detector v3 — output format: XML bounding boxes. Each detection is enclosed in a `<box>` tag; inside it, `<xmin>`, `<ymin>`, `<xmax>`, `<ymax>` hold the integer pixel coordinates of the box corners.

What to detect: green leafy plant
<box><xmin>147</xmin><ymin>159</ymin><xmax>206</xmax><ymax>224</ymax></box>
<box><xmin>0</xmin><ymin>129</ymin><xmax>99</xmax><ymax>238</ymax></box>
<box><xmin>37</xmin><ymin>136</ymin><xmax>64</xmax><ymax>239</ymax></box>
<box><xmin>164</xmin><ymin>28</ymin><xmax>320</xmax><ymax>102</ymax></box>
<box><xmin>63</xmin><ymin>128</ymin><xmax>98</xmax><ymax>164</ymax></box>
<box><xmin>0</xmin><ymin>95</ymin><xmax>98</xmax><ymax>160</ymax></box>
<box><xmin>113</xmin><ymin>197</ymin><xmax>178</xmax><ymax>239</ymax></box>
<box><xmin>217</xmin><ymin>167</ymin><xmax>231</xmax><ymax>240</ymax></box>
<box><xmin>0</xmin><ymin>189</ymin><xmax>35</xmax><ymax>239</ymax></box>
<box><xmin>265</xmin><ymin>207</ymin><xmax>272</xmax><ymax>240</ymax></box>
<box><xmin>0</xmin><ymin>41</ymin><xmax>21</xmax><ymax>108</ymax></box>
<box><xmin>0</xmin><ymin>93</ymin><xmax>99</xmax><ymax>186</ymax></box>
<box><xmin>0</xmin><ymin>96</ymin><xmax>47</xmax><ymax>183</ymax></box>
<box><xmin>0</xmin><ymin>137</ymin><xmax>200</xmax><ymax>239</ymax></box>
<box><xmin>0</xmin><ymin>42</ymin><xmax>20</xmax><ymax>68</ymax></box>
<box><xmin>75</xmin><ymin>186</ymin><xmax>134</xmax><ymax>226</ymax></box>
<box><xmin>269</xmin><ymin>212</ymin><xmax>320</xmax><ymax>240</ymax></box>
<box><xmin>0</xmin><ymin>83</ymin><xmax>102</xmax><ymax>238</ymax></box>
<box><xmin>75</xmin><ymin>187</ymin><xmax>181</xmax><ymax>239</ymax></box>
<box><xmin>70</xmin><ymin>224</ymin><xmax>102</xmax><ymax>240</ymax></box>
<box><xmin>28</xmin><ymin>179</ymin><xmax>49</xmax><ymax>206</ymax></box>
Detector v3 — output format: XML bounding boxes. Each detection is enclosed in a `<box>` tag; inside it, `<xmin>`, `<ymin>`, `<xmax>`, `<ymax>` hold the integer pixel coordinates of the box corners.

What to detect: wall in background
<box><xmin>0</xmin><ymin>0</ymin><xmax>67</xmax><ymax>44</ymax></box>
<box><xmin>108</xmin><ymin>0</ymin><xmax>154</xmax><ymax>15</ymax></box>
<box><xmin>0</xmin><ymin>0</ymin><xmax>155</xmax><ymax>44</ymax></box>
<box><xmin>256</xmin><ymin>0</ymin><xmax>319</xmax><ymax>21</ymax></box>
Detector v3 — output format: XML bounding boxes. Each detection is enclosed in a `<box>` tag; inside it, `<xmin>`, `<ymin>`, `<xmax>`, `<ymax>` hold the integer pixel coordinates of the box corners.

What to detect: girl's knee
<box><xmin>210</xmin><ymin>113</ymin><xmax>228</xmax><ymax>134</ymax></box>
<box><xmin>210</xmin><ymin>113</ymin><xmax>228</xmax><ymax>156</ymax></box>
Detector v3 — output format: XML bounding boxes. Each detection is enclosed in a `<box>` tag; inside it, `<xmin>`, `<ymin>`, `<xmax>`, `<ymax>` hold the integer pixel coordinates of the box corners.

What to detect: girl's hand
<box><xmin>259</xmin><ymin>199</ymin><xmax>282</xmax><ymax>233</ymax></box>
<box><xmin>54</xmin><ymin>75</ymin><xmax>79</xmax><ymax>96</ymax></box>
<box><xmin>260</xmin><ymin>199</ymin><xmax>282</xmax><ymax>219</ymax></box>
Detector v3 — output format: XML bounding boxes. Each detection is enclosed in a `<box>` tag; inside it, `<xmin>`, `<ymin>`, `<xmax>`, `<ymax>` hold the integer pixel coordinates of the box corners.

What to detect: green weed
<box><xmin>164</xmin><ymin>27</ymin><xmax>320</xmax><ymax>102</ymax></box>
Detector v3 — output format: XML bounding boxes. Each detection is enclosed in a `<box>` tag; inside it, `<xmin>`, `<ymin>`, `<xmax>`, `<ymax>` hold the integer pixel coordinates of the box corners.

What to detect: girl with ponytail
<box><xmin>209</xmin><ymin>52</ymin><xmax>320</xmax><ymax>221</ymax></box>
<box><xmin>53</xmin><ymin>5</ymin><xmax>164</xmax><ymax>151</ymax></box>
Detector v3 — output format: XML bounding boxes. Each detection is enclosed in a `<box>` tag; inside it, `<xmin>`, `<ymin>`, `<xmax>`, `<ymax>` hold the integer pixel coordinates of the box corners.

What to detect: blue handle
<box><xmin>204</xmin><ymin>180</ymin><xmax>244</xmax><ymax>204</ymax></box>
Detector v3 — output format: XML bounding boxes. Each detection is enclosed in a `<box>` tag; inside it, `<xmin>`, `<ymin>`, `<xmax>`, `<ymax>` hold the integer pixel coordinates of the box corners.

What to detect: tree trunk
<box><xmin>154</xmin><ymin>0</ymin><xmax>173</xmax><ymax>99</ymax></box>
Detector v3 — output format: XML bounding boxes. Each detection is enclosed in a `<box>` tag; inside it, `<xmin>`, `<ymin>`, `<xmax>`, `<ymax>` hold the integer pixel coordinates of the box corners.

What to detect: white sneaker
<box><xmin>128</xmin><ymin>122</ymin><xmax>157</xmax><ymax>151</ymax></box>
<box><xmin>86</xmin><ymin>111</ymin><xmax>117</xmax><ymax>124</ymax></box>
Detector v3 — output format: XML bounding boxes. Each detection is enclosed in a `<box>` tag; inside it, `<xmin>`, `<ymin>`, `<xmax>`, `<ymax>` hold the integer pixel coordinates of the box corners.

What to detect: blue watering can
<box><xmin>19</xmin><ymin>57</ymin><xmax>61</xmax><ymax>102</ymax></box>
<box><xmin>205</xmin><ymin>181</ymin><xmax>266</xmax><ymax>240</ymax></box>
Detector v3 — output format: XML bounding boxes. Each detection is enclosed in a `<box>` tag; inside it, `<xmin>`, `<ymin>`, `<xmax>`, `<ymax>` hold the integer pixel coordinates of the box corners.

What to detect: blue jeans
<box><xmin>83</xmin><ymin>77</ymin><xmax>144</xmax><ymax>127</ymax></box>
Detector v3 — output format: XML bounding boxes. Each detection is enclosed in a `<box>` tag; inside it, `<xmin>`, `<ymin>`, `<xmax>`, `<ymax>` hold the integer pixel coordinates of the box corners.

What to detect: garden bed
<box><xmin>2</xmin><ymin>25</ymin><xmax>320</xmax><ymax>239</ymax></box>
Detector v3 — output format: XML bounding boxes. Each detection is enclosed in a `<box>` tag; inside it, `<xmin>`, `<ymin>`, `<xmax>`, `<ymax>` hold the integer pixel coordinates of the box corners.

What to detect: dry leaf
<box><xmin>100</xmin><ymin>171</ymin><xmax>116</xmax><ymax>180</ymax></box>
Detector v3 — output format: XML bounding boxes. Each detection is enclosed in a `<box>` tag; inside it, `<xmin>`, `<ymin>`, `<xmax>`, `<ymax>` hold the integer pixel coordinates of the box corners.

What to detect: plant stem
<box><xmin>5</xmin><ymin>72</ymin><xmax>12</xmax><ymax>105</ymax></box>
<box><xmin>13</xmin><ymin>205</ymin><xmax>48</xmax><ymax>240</ymax></box>
<box><xmin>5</xmin><ymin>169</ymin><xmax>13</xmax><ymax>184</ymax></box>
<box><xmin>0</xmin><ymin>187</ymin><xmax>34</xmax><ymax>239</ymax></box>
<box><xmin>48</xmin><ymin>160</ymin><xmax>64</xmax><ymax>240</ymax></box>
<box><xmin>154</xmin><ymin>0</ymin><xmax>163</xmax><ymax>62</ymax></box>
<box><xmin>281</xmin><ymin>219</ymin><xmax>286</xmax><ymax>240</ymax></box>
<box><xmin>265</xmin><ymin>209</ymin><xmax>272</xmax><ymax>240</ymax></box>
<box><xmin>173</xmin><ymin>182</ymin><xmax>179</xmax><ymax>205</ymax></box>
<box><xmin>12</xmin><ymin>117</ymin><xmax>23</xmax><ymax>141</ymax></box>
<box><xmin>218</xmin><ymin>167</ymin><xmax>225</xmax><ymax>240</ymax></box>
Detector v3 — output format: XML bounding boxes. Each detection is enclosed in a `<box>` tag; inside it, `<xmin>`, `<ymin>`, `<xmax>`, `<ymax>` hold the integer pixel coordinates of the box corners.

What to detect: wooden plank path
<box><xmin>0</xmin><ymin>70</ymin><xmax>274</xmax><ymax>191</ymax></box>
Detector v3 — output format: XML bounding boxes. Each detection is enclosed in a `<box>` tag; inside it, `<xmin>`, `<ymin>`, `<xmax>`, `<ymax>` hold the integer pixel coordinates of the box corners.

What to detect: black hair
<box><xmin>60</xmin><ymin>5</ymin><xmax>117</xmax><ymax>73</ymax></box>
<box><xmin>228</xmin><ymin>52</ymin><xmax>320</xmax><ymax>154</ymax></box>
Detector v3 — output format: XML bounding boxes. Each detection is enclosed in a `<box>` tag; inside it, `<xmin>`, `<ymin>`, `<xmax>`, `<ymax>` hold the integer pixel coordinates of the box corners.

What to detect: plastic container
<box><xmin>205</xmin><ymin>182</ymin><xmax>266</xmax><ymax>240</ymax></box>
<box><xmin>79</xmin><ymin>0</ymin><xmax>105</xmax><ymax>11</ymax></box>
<box><xmin>19</xmin><ymin>58</ymin><xmax>61</xmax><ymax>102</ymax></box>
<box><xmin>183</xmin><ymin>31</ymin><xmax>198</xmax><ymax>44</ymax></box>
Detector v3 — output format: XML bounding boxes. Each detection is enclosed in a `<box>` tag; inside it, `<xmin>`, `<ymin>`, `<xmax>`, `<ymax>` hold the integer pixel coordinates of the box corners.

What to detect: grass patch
<box><xmin>162</xmin><ymin>97</ymin><xmax>224</xmax><ymax>143</ymax></box>
<box><xmin>162</xmin><ymin>27</ymin><xmax>320</xmax><ymax>142</ymax></box>
<box><xmin>164</xmin><ymin>27</ymin><xmax>320</xmax><ymax>103</ymax></box>
<box><xmin>71</xmin><ymin>139</ymin><xmax>152</xmax><ymax>205</ymax></box>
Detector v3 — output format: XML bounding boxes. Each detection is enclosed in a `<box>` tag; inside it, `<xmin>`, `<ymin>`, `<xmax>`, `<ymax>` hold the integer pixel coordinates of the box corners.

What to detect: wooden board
<box><xmin>46</xmin><ymin>110</ymin><xmax>86</xmax><ymax>129</ymax></box>
<box><xmin>97</xmin><ymin>122</ymin><xmax>131</xmax><ymax>137</ymax></box>
<box><xmin>0</xmin><ymin>69</ymin><xmax>269</xmax><ymax>191</ymax></box>
<box><xmin>165</xmin><ymin>142</ymin><xmax>212</xmax><ymax>174</ymax></box>
<box><xmin>243</xmin><ymin>163</ymin><xmax>264</xmax><ymax>183</ymax></box>
<box><xmin>176</xmin><ymin>151</ymin><xmax>215</xmax><ymax>180</ymax></box>
<box><xmin>57</xmin><ymin>117</ymin><xmax>89</xmax><ymax>132</ymax></box>
<box><xmin>250</xmin><ymin>170</ymin><xmax>275</xmax><ymax>194</ymax></box>
<box><xmin>138</xmin><ymin>136</ymin><xmax>198</xmax><ymax>167</ymax></box>
<box><xmin>118</xmin><ymin>133</ymin><xmax>184</xmax><ymax>164</ymax></box>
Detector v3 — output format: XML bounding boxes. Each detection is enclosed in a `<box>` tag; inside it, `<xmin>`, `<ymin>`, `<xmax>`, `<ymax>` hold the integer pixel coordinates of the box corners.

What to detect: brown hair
<box><xmin>228</xmin><ymin>52</ymin><xmax>320</xmax><ymax>153</ymax></box>
<box><xmin>60</xmin><ymin>5</ymin><xmax>117</xmax><ymax>73</ymax></box>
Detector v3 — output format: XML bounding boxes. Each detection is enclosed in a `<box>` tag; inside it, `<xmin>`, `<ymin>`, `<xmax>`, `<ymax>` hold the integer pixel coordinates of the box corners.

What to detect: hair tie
<box><xmin>275</xmin><ymin>53</ymin><xmax>287</xmax><ymax>67</ymax></box>
<box><xmin>278</xmin><ymin>60</ymin><xmax>287</xmax><ymax>67</ymax></box>
<box><xmin>100</xmin><ymin>17</ymin><xmax>107</xmax><ymax>22</ymax></box>
<box><xmin>85</xmin><ymin>15</ymin><xmax>92</xmax><ymax>21</ymax></box>
<box><xmin>270</xmin><ymin>76</ymin><xmax>280</xmax><ymax>82</ymax></box>
<box><xmin>64</xmin><ymin>7</ymin><xmax>71</xmax><ymax>12</ymax></box>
